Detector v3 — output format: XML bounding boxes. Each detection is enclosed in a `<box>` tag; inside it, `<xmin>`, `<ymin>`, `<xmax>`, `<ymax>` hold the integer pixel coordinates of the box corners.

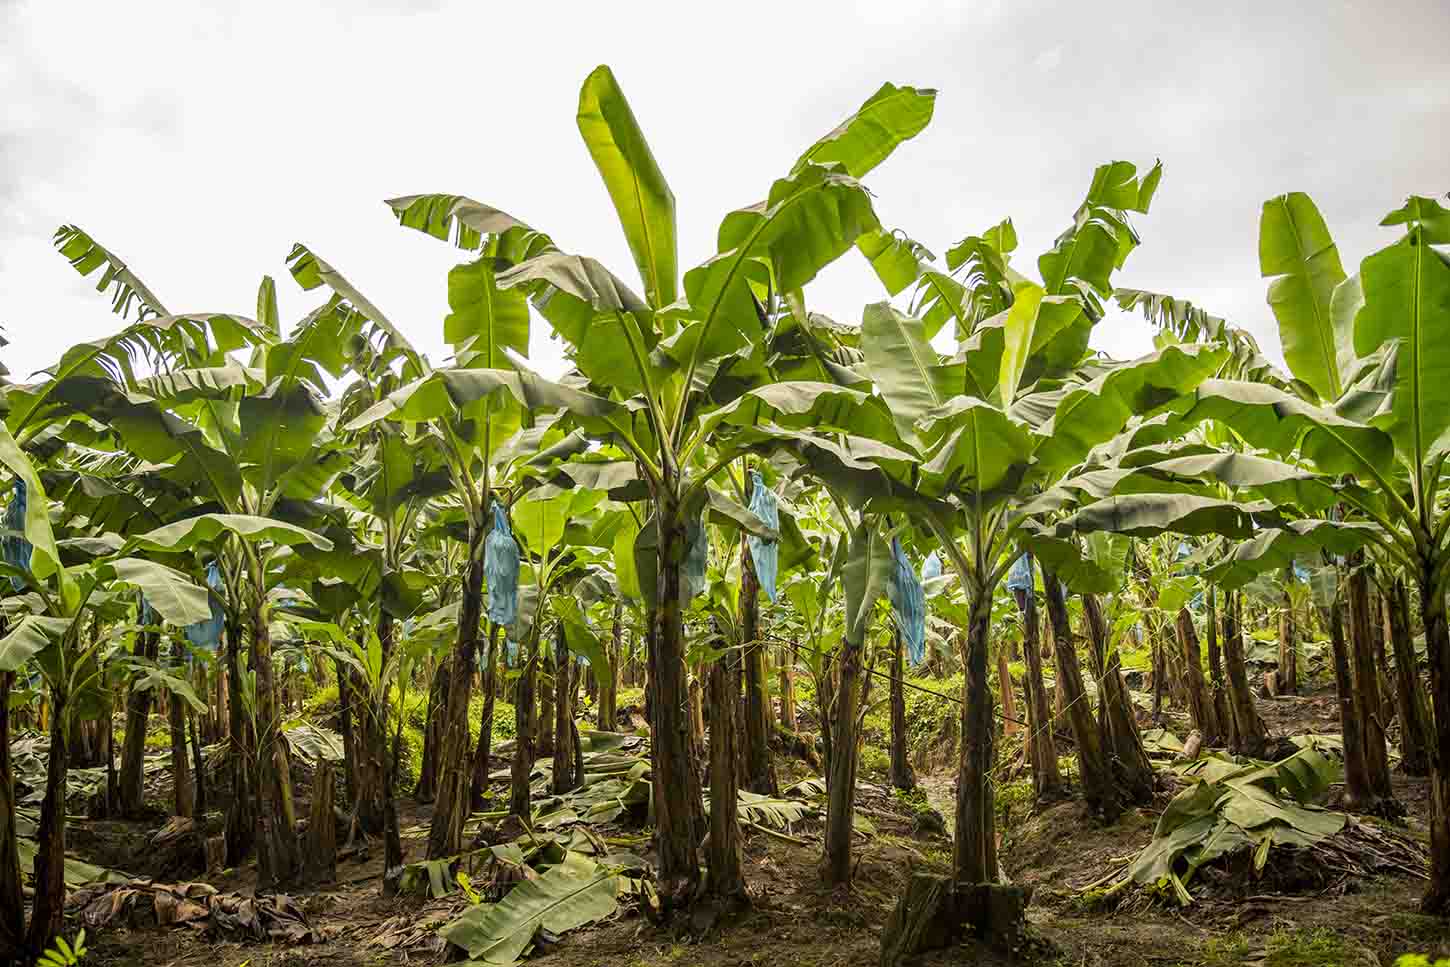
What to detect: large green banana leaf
<box><xmin>440</xmin><ymin>851</ymin><xmax>618</xmax><ymax>964</ymax></box>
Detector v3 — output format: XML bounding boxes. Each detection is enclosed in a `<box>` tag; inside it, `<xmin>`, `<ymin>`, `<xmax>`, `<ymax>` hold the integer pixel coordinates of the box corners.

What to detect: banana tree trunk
<box><xmin>1175</xmin><ymin>607</ymin><xmax>1220</xmax><ymax>745</ymax></box>
<box><xmin>997</xmin><ymin>650</ymin><xmax>1017</xmax><ymax>738</ymax></box>
<box><xmin>954</xmin><ymin>593</ymin><xmax>997</xmax><ymax>884</ymax></box>
<box><xmin>25</xmin><ymin>681</ymin><xmax>68</xmax><ymax>956</ymax></box>
<box><xmin>188</xmin><ymin>709</ymin><xmax>207</xmax><ymax>818</ymax></box>
<box><xmin>336</xmin><ymin>657</ymin><xmax>356</xmax><ymax>805</ymax></box>
<box><xmin>539</xmin><ymin>641</ymin><xmax>556</xmax><ymax>759</ymax></box>
<box><xmin>598</xmin><ymin>601</ymin><xmax>621</xmax><ymax>731</ymax></box>
<box><xmin>1327</xmin><ymin>591</ymin><xmax>1379</xmax><ymax>814</ymax></box>
<box><xmin>819</xmin><ymin>650</ymin><xmax>836</xmax><ymax>781</ymax></box>
<box><xmin>1346</xmin><ymin>559</ymin><xmax>1396</xmax><ymax>811</ymax></box>
<box><xmin>739</xmin><ymin>543</ymin><xmax>777</xmax><ymax>796</ymax></box>
<box><xmin>356</xmin><ymin>608</ymin><xmax>391</xmax><ymax>835</ymax></box>
<box><xmin>1014</xmin><ymin>578</ymin><xmax>1062</xmax><ymax>802</ymax></box>
<box><xmin>779</xmin><ymin>640</ymin><xmax>798</xmax><ymax>733</ymax></box>
<box><xmin>0</xmin><ymin>671</ymin><xmax>23</xmax><ymax>960</ymax></box>
<box><xmin>553</xmin><ymin>623</ymin><xmax>579</xmax><ymax>794</ymax></box>
<box><xmin>1417</xmin><ymin>558</ymin><xmax>1450</xmax><ymax>916</ymax></box>
<box><xmin>414</xmin><ymin>660</ymin><xmax>447</xmax><ymax>802</ymax></box>
<box><xmin>706</xmin><ymin>648</ymin><xmax>745</xmax><ymax>901</ymax></box>
<box><xmin>823</xmin><ymin>632</ymin><xmax>863</xmax><ymax>886</ymax></box>
<box><xmin>1278</xmin><ymin>570</ymin><xmax>1298</xmax><ymax>695</ymax></box>
<box><xmin>508</xmin><ymin>634</ymin><xmax>536</xmax><ymax>822</ymax></box>
<box><xmin>223</xmin><ymin>616</ymin><xmax>256</xmax><ymax>867</ymax></box>
<box><xmin>1222</xmin><ymin>590</ymin><xmax>1268</xmax><ymax>758</ymax></box>
<box><xmin>1388</xmin><ymin>579</ymin><xmax>1433</xmax><ymax>776</ymax></box>
<box><xmin>1149</xmin><ymin>633</ymin><xmax>1165</xmax><ymax>724</ymax></box>
<box><xmin>168</xmin><ymin>642</ymin><xmax>195</xmax><ymax>819</ymax></box>
<box><xmin>1082</xmin><ymin>594</ymin><xmax>1153</xmax><ymax>804</ymax></box>
<box><xmin>1040</xmin><ymin>570</ymin><xmax>1119</xmax><ymax>820</ymax></box>
<box><xmin>1206</xmin><ymin>587</ymin><xmax>1234</xmax><ymax>748</ymax></box>
<box><xmin>427</xmin><ymin>548</ymin><xmax>484</xmax><ymax>860</ymax></box>
<box><xmin>651</xmin><ymin>506</ymin><xmax>704</xmax><ymax>911</ymax></box>
<box><xmin>250</xmin><ymin>594</ymin><xmax>300</xmax><ymax>886</ymax></box>
<box><xmin>119</xmin><ymin>629</ymin><xmax>161</xmax><ymax>816</ymax></box>
<box><xmin>890</xmin><ymin>629</ymin><xmax>915</xmax><ymax>792</ymax></box>
<box><xmin>470</xmin><ymin>622</ymin><xmax>501</xmax><ymax>810</ymax></box>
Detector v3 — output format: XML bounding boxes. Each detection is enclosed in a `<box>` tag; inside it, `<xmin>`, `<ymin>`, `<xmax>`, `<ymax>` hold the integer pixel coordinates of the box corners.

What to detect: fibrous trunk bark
<box><xmin>598</xmin><ymin>601</ymin><xmax>621</xmax><ymax>731</ymax></box>
<box><xmin>706</xmin><ymin>649</ymin><xmax>745</xmax><ymax>901</ymax></box>
<box><xmin>1346</xmin><ymin>559</ymin><xmax>1396</xmax><ymax>811</ymax></box>
<box><xmin>336</xmin><ymin>657</ymin><xmax>356</xmax><ymax>805</ymax></box>
<box><xmin>428</xmin><ymin>550</ymin><xmax>485</xmax><ymax>859</ymax></box>
<box><xmin>823</xmin><ymin>634</ymin><xmax>862</xmax><ymax>885</ymax></box>
<box><xmin>350</xmin><ymin>610</ymin><xmax>390</xmax><ymax>836</ymax></box>
<box><xmin>539</xmin><ymin>640</ymin><xmax>556</xmax><ymax>759</ymax></box>
<box><xmin>819</xmin><ymin>650</ymin><xmax>837</xmax><ymax>781</ymax></box>
<box><xmin>188</xmin><ymin>710</ymin><xmax>207</xmax><ymax>818</ymax></box>
<box><xmin>1221</xmin><ymin>590</ymin><xmax>1268</xmax><ymax>758</ymax></box>
<box><xmin>470</xmin><ymin>622</ymin><xmax>501</xmax><ymax>810</ymax></box>
<box><xmin>0</xmin><ymin>671</ymin><xmax>24</xmax><ymax>961</ymax></box>
<box><xmin>168</xmin><ymin>642</ymin><xmax>195</xmax><ymax>819</ymax></box>
<box><xmin>1278</xmin><ymin>570</ymin><xmax>1298</xmax><ymax>695</ymax></box>
<box><xmin>305</xmin><ymin>762</ymin><xmax>336</xmax><ymax>884</ymax></box>
<box><xmin>890</xmin><ymin>630</ymin><xmax>915</xmax><ymax>791</ymax></box>
<box><xmin>1082</xmin><ymin>593</ymin><xmax>1153</xmax><ymax>805</ymax></box>
<box><xmin>509</xmin><ymin>630</ymin><xmax>537</xmax><ymax>821</ymax></box>
<box><xmin>414</xmin><ymin>660</ymin><xmax>447</xmax><ymax>802</ymax></box>
<box><xmin>250</xmin><ymin>592</ymin><xmax>300</xmax><ymax>887</ymax></box>
<box><xmin>1206</xmin><ymin>588</ymin><xmax>1235</xmax><ymax>749</ymax></box>
<box><xmin>997</xmin><ymin>650</ymin><xmax>1017</xmax><ymax>738</ymax></box>
<box><xmin>1040</xmin><ymin>570</ymin><xmax>1119</xmax><ymax>820</ymax></box>
<box><xmin>779</xmin><ymin>640</ymin><xmax>798</xmax><ymax>734</ymax></box>
<box><xmin>553</xmin><ymin>622</ymin><xmax>579</xmax><ymax>794</ymax></box>
<box><xmin>1417</xmin><ymin>559</ymin><xmax>1450</xmax><ymax>916</ymax></box>
<box><xmin>1175</xmin><ymin>607</ymin><xmax>1221</xmax><ymax>745</ymax></box>
<box><xmin>650</xmin><ymin>505</ymin><xmax>704</xmax><ymax>912</ymax></box>
<box><xmin>25</xmin><ymin>683</ymin><xmax>67</xmax><ymax>956</ymax></box>
<box><xmin>954</xmin><ymin>595</ymin><xmax>997</xmax><ymax>884</ymax></box>
<box><xmin>1387</xmin><ymin>580</ymin><xmax>1433</xmax><ymax>776</ymax></box>
<box><xmin>739</xmin><ymin>543</ymin><xmax>777</xmax><ymax>796</ymax></box>
<box><xmin>223</xmin><ymin>617</ymin><xmax>256</xmax><ymax>867</ymax></box>
<box><xmin>119</xmin><ymin>629</ymin><xmax>161</xmax><ymax>816</ymax></box>
<box><xmin>1014</xmin><ymin>576</ymin><xmax>1062</xmax><ymax>802</ymax></box>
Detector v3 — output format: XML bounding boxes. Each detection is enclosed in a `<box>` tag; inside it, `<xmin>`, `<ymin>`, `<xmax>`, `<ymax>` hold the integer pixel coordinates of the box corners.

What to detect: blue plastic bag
<box><xmin>1006</xmin><ymin>554</ymin><xmax>1033</xmax><ymax>593</ymax></box>
<box><xmin>2</xmin><ymin>479</ymin><xmax>31</xmax><ymax>591</ymax></box>
<box><xmin>888</xmin><ymin>538</ymin><xmax>926</xmax><ymax>666</ymax></box>
<box><xmin>138</xmin><ymin>592</ymin><xmax>158</xmax><ymax>628</ymax></box>
<box><xmin>183</xmin><ymin>560</ymin><xmax>226</xmax><ymax>652</ymax></box>
<box><xmin>683</xmin><ymin>513</ymin><xmax>708</xmax><ymax>604</ymax></box>
<box><xmin>746</xmin><ymin>471</ymin><xmax>780</xmax><ymax>603</ymax></box>
<box><xmin>485</xmin><ymin>502</ymin><xmax>521</xmax><ymax>627</ymax></box>
<box><xmin>921</xmin><ymin>551</ymin><xmax>942</xmax><ymax>583</ymax></box>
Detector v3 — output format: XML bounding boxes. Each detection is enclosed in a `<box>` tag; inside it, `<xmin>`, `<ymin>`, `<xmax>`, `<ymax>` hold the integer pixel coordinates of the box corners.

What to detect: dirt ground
<box><xmin>58</xmin><ymin>688</ymin><xmax>1450</xmax><ymax>967</ymax></box>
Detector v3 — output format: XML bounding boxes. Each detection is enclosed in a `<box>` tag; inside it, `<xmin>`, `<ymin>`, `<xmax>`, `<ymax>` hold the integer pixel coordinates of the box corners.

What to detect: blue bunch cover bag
<box><xmin>888</xmin><ymin>538</ymin><xmax>926</xmax><ymax>665</ymax></box>
<box><xmin>746</xmin><ymin>471</ymin><xmax>780</xmax><ymax>603</ymax></box>
<box><xmin>485</xmin><ymin>503</ymin><xmax>521</xmax><ymax>627</ymax></box>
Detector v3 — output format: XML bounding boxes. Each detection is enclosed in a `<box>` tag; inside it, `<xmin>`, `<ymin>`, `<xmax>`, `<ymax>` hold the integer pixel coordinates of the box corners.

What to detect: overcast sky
<box><xmin>3</xmin><ymin>0</ymin><xmax>1447</xmax><ymax>383</ymax></box>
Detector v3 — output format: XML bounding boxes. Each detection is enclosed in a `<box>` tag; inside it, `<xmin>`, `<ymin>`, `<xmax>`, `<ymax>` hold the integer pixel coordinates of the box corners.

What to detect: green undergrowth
<box><xmin>303</xmin><ymin>683</ymin><xmax>516</xmax><ymax>787</ymax></box>
<box><xmin>854</xmin><ymin>673</ymin><xmax>961</xmax><ymax>777</ymax></box>
<box><xmin>1189</xmin><ymin>928</ymin><xmax>1363</xmax><ymax>967</ymax></box>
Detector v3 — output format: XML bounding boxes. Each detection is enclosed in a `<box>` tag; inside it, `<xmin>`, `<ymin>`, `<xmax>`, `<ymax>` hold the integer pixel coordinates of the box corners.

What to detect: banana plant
<box><xmin>0</xmin><ymin>427</ymin><xmax>211</xmax><ymax>954</ymax></box>
<box><xmin>826</xmin><ymin>160</ymin><xmax>1226</xmax><ymax>885</ymax></box>
<box><xmin>376</xmin><ymin>65</ymin><xmax>935</xmax><ymax>909</ymax></box>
